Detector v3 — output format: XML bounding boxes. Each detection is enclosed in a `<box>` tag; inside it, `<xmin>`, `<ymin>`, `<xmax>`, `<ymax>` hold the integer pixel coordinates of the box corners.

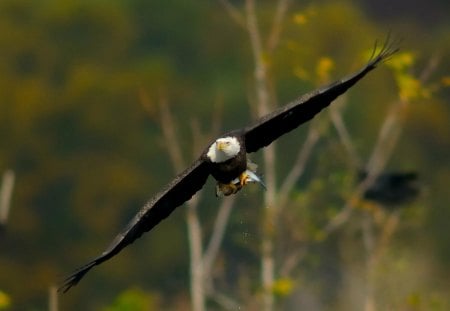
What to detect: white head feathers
<box><xmin>207</xmin><ymin>136</ymin><xmax>241</xmax><ymax>163</ymax></box>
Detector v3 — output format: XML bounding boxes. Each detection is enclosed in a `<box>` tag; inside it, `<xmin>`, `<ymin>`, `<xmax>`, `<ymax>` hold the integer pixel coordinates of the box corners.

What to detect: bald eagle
<box><xmin>59</xmin><ymin>42</ymin><xmax>397</xmax><ymax>293</ymax></box>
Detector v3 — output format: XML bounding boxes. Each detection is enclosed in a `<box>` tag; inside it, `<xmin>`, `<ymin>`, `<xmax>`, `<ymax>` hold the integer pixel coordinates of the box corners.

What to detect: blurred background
<box><xmin>0</xmin><ymin>0</ymin><xmax>449</xmax><ymax>310</ymax></box>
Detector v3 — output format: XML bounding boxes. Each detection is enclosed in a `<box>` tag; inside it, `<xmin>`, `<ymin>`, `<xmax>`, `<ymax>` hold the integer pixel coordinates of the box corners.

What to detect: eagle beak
<box><xmin>217</xmin><ymin>142</ymin><xmax>225</xmax><ymax>151</ymax></box>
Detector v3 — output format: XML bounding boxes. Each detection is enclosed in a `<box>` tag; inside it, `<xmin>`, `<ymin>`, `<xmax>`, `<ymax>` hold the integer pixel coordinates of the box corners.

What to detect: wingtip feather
<box><xmin>368</xmin><ymin>34</ymin><xmax>401</xmax><ymax>66</ymax></box>
<box><xmin>58</xmin><ymin>261</ymin><xmax>97</xmax><ymax>293</ymax></box>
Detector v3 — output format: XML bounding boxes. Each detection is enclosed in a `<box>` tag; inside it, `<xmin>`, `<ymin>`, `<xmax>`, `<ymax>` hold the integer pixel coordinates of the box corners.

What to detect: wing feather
<box><xmin>244</xmin><ymin>42</ymin><xmax>398</xmax><ymax>153</ymax></box>
<box><xmin>59</xmin><ymin>158</ymin><xmax>210</xmax><ymax>293</ymax></box>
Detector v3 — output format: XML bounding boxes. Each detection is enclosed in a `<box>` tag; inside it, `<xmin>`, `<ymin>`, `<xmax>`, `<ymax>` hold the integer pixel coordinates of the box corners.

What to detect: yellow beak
<box><xmin>217</xmin><ymin>142</ymin><xmax>226</xmax><ymax>151</ymax></box>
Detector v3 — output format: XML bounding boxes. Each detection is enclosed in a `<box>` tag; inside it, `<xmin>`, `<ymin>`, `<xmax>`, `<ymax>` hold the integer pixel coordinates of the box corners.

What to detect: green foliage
<box><xmin>0</xmin><ymin>291</ymin><xmax>11</xmax><ymax>310</ymax></box>
<box><xmin>103</xmin><ymin>288</ymin><xmax>160</xmax><ymax>311</ymax></box>
<box><xmin>272</xmin><ymin>278</ymin><xmax>295</xmax><ymax>297</ymax></box>
<box><xmin>386</xmin><ymin>52</ymin><xmax>431</xmax><ymax>101</ymax></box>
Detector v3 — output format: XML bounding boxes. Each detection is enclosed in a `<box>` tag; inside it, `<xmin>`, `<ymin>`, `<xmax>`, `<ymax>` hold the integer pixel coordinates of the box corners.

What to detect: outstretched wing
<box><xmin>243</xmin><ymin>41</ymin><xmax>398</xmax><ymax>153</ymax></box>
<box><xmin>59</xmin><ymin>158</ymin><xmax>210</xmax><ymax>293</ymax></box>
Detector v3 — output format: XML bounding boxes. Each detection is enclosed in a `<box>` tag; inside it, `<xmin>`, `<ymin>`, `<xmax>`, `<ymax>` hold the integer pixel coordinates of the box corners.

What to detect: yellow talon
<box><xmin>239</xmin><ymin>172</ymin><xmax>249</xmax><ymax>186</ymax></box>
<box><xmin>216</xmin><ymin>171</ymin><xmax>253</xmax><ymax>197</ymax></box>
<box><xmin>216</xmin><ymin>182</ymin><xmax>240</xmax><ymax>197</ymax></box>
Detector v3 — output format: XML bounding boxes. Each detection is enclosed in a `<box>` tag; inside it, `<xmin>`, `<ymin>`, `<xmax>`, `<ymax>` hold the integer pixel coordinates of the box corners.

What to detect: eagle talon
<box><xmin>216</xmin><ymin>182</ymin><xmax>241</xmax><ymax>197</ymax></box>
<box><xmin>239</xmin><ymin>172</ymin><xmax>249</xmax><ymax>186</ymax></box>
<box><xmin>216</xmin><ymin>169</ymin><xmax>266</xmax><ymax>197</ymax></box>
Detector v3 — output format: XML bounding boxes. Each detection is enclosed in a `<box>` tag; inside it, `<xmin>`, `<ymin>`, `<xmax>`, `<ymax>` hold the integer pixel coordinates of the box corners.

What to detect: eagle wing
<box><xmin>59</xmin><ymin>158</ymin><xmax>210</xmax><ymax>293</ymax></box>
<box><xmin>243</xmin><ymin>42</ymin><xmax>398</xmax><ymax>153</ymax></box>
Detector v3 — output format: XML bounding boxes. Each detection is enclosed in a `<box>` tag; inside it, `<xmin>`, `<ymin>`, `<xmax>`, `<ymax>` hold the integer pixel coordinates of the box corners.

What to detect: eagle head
<box><xmin>207</xmin><ymin>136</ymin><xmax>241</xmax><ymax>163</ymax></box>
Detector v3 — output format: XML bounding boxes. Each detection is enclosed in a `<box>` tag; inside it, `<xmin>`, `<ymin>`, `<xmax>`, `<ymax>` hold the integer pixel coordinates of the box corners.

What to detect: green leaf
<box><xmin>272</xmin><ymin>278</ymin><xmax>295</xmax><ymax>297</ymax></box>
<box><xmin>103</xmin><ymin>288</ymin><xmax>159</xmax><ymax>311</ymax></box>
<box><xmin>0</xmin><ymin>291</ymin><xmax>11</xmax><ymax>310</ymax></box>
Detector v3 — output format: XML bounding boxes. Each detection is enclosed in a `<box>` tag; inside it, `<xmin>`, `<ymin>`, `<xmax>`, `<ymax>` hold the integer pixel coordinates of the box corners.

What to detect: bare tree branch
<box><xmin>329</xmin><ymin>98</ymin><xmax>363</xmax><ymax>168</ymax></box>
<box><xmin>209</xmin><ymin>288</ymin><xmax>241</xmax><ymax>310</ymax></box>
<box><xmin>266</xmin><ymin>0</ymin><xmax>291</xmax><ymax>53</ymax></box>
<box><xmin>366</xmin><ymin>102</ymin><xmax>404</xmax><ymax>175</ymax></box>
<box><xmin>245</xmin><ymin>0</ymin><xmax>272</xmax><ymax>119</ymax></box>
<box><xmin>324</xmin><ymin>54</ymin><xmax>442</xmax><ymax>240</ymax></box>
<box><xmin>203</xmin><ymin>196</ymin><xmax>236</xmax><ymax>276</ymax></box>
<box><xmin>280</xmin><ymin>246</ymin><xmax>307</xmax><ymax>277</ymax></box>
<box><xmin>367</xmin><ymin>53</ymin><xmax>441</xmax><ymax>175</ymax></box>
<box><xmin>278</xmin><ymin>124</ymin><xmax>320</xmax><ymax>209</ymax></box>
<box><xmin>0</xmin><ymin>170</ymin><xmax>15</xmax><ymax>231</ymax></box>
<box><xmin>157</xmin><ymin>96</ymin><xmax>186</xmax><ymax>171</ymax></box>
<box><xmin>322</xmin><ymin>106</ymin><xmax>405</xmax><ymax>238</ymax></box>
<box><xmin>323</xmin><ymin>84</ymin><xmax>414</xmax><ymax>237</ymax></box>
<box><xmin>418</xmin><ymin>52</ymin><xmax>441</xmax><ymax>83</ymax></box>
<box><xmin>323</xmin><ymin>54</ymin><xmax>437</xmax><ymax>237</ymax></box>
<box><xmin>218</xmin><ymin>0</ymin><xmax>246</xmax><ymax>28</ymax></box>
<box><xmin>49</xmin><ymin>285</ymin><xmax>58</xmax><ymax>311</ymax></box>
<box><xmin>211</xmin><ymin>93</ymin><xmax>226</xmax><ymax>139</ymax></box>
<box><xmin>245</xmin><ymin>1</ymin><xmax>278</xmax><ymax>309</ymax></box>
<box><xmin>154</xmin><ymin>91</ymin><xmax>242</xmax><ymax>310</ymax></box>
<box><xmin>362</xmin><ymin>208</ymin><xmax>400</xmax><ymax>311</ymax></box>
<box><xmin>322</xmin><ymin>170</ymin><xmax>378</xmax><ymax>236</ymax></box>
<box><xmin>186</xmin><ymin>203</ymin><xmax>205</xmax><ymax>311</ymax></box>
<box><xmin>188</xmin><ymin>117</ymin><xmax>242</xmax><ymax>309</ymax></box>
<box><xmin>155</xmin><ymin>95</ymin><xmax>205</xmax><ymax>311</ymax></box>
<box><xmin>362</xmin><ymin>214</ymin><xmax>376</xmax><ymax>311</ymax></box>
